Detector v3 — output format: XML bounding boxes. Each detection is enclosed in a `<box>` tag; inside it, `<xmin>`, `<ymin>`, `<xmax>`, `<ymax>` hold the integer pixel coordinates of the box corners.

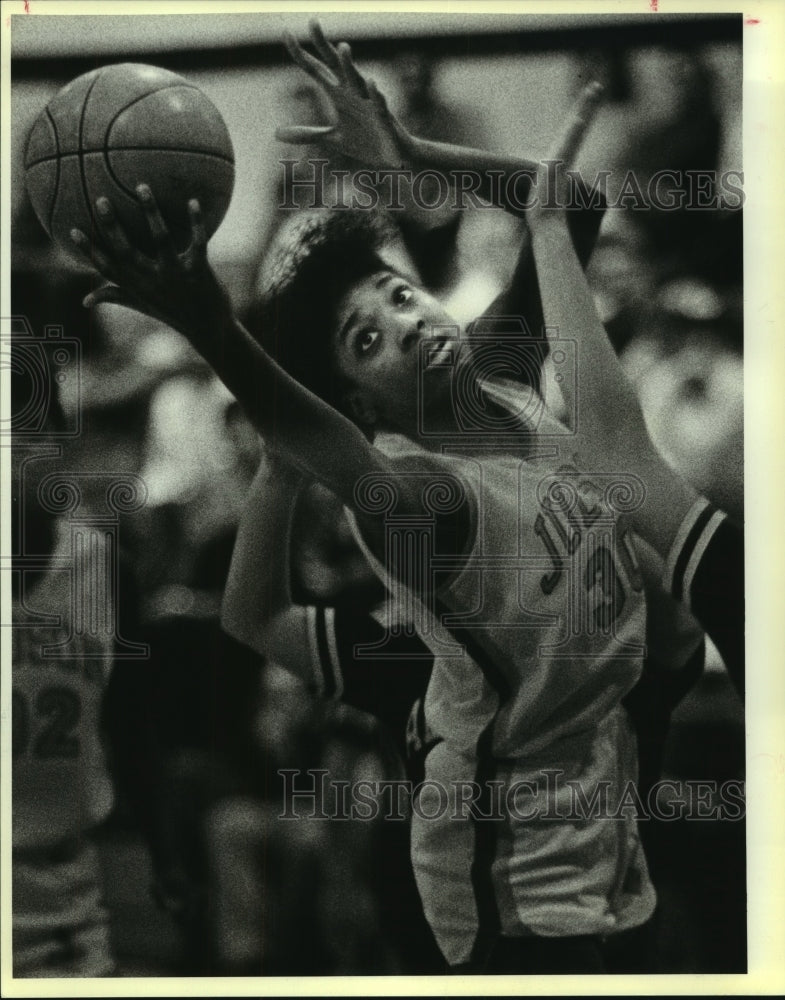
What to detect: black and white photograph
<box><xmin>1</xmin><ymin>1</ymin><xmax>782</xmax><ymax>993</ymax></box>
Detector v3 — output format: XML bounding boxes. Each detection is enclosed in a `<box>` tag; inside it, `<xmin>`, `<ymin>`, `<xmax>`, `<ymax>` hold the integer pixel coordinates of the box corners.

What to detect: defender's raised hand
<box><xmin>276</xmin><ymin>19</ymin><xmax>410</xmax><ymax>169</ymax></box>
<box><xmin>528</xmin><ymin>81</ymin><xmax>604</xmax><ymax>230</ymax></box>
<box><xmin>551</xmin><ymin>81</ymin><xmax>604</xmax><ymax>166</ymax></box>
<box><xmin>71</xmin><ymin>184</ymin><xmax>233</xmax><ymax>343</ymax></box>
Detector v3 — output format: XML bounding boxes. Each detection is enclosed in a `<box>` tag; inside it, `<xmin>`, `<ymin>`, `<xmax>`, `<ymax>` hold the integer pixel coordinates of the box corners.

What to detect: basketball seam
<box><xmin>78</xmin><ymin>69</ymin><xmax>104</xmax><ymax>242</ymax></box>
<box><xmin>102</xmin><ymin>147</ymin><xmax>234</xmax><ymax>203</ymax></box>
<box><xmin>100</xmin><ymin>83</ymin><xmax>231</xmax><ymax>197</ymax></box>
<box><xmin>44</xmin><ymin>106</ymin><xmax>61</xmax><ymax>236</ymax></box>
<box><xmin>103</xmin><ymin>83</ymin><xmax>203</xmax><ymax>148</ymax></box>
<box><xmin>25</xmin><ymin>148</ymin><xmax>236</xmax><ymax>168</ymax></box>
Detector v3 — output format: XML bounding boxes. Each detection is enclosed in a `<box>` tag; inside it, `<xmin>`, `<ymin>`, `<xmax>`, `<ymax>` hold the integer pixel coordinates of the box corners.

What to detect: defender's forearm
<box><xmin>405</xmin><ymin>134</ymin><xmax>538</xmax><ymax>216</ymax></box>
<box><xmin>530</xmin><ymin>219</ymin><xmax>701</xmax><ymax>556</ymax></box>
<box><xmin>530</xmin><ymin>220</ymin><xmax>640</xmax><ymax>434</ymax></box>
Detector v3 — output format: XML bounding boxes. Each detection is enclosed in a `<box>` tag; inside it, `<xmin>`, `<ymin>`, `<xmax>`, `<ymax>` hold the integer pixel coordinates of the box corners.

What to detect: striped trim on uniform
<box><xmin>663</xmin><ymin>497</ymin><xmax>726</xmax><ymax>607</ymax></box>
<box><xmin>305</xmin><ymin>605</ymin><xmax>343</xmax><ymax>700</ymax></box>
<box><xmin>677</xmin><ymin>514</ymin><xmax>744</xmax><ymax>696</ymax></box>
<box><xmin>681</xmin><ymin>509</ymin><xmax>727</xmax><ymax>607</ymax></box>
<box><xmin>431</xmin><ymin>596</ymin><xmax>513</xmax><ymax>965</ymax></box>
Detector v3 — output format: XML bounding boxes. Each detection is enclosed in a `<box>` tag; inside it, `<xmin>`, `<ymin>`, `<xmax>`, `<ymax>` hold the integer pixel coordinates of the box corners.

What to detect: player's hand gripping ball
<box><xmin>24</xmin><ymin>63</ymin><xmax>234</xmax><ymax>257</ymax></box>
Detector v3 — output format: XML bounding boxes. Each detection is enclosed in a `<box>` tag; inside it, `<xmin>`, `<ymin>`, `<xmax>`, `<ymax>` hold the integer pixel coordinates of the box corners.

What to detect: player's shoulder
<box><xmin>373</xmin><ymin>431</ymin><xmax>468</xmax><ymax>481</ymax></box>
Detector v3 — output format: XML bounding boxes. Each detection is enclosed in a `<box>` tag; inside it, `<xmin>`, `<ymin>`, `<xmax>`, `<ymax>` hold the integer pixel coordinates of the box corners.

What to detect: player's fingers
<box><xmin>367</xmin><ymin>79</ymin><xmax>392</xmax><ymax>120</ymax></box>
<box><xmin>275</xmin><ymin>124</ymin><xmax>337</xmax><ymax>144</ymax></box>
<box><xmin>69</xmin><ymin>228</ymin><xmax>115</xmax><ymax>278</ymax></box>
<box><xmin>308</xmin><ymin>19</ymin><xmax>343</xmax><ymax>77</ymax></box>
<box><xmin>135</xmin><ymin>183</ymin><xmax>176</xmax><ymax>263</ymax></box>
<box><xmin>187</xmin><ymin>199</ymin><xmax>207</xmax><ymax>262</ymax></box>
<box><xmin>284</xmin><ymin>31</ymin><xmax>339</xmax><ymax>89</ymax></box>
<box><xmin>549</xmin><ymin>81</ymin><xmax>604</xmax><ymax>166</ymax></box>
<box><xmin>94</xmin><ymin>197</ymin><xmax>156</xmax><ymax>273</ymax></box>
<box><xmin>94</xmin><ymin>197</ymin><xmax>133</xmax><ymax>258</ymax></box>
<box><xmin>337</xmin><ymin>42</ymin><xmax>368</xmax><ymax>97</ymax></box>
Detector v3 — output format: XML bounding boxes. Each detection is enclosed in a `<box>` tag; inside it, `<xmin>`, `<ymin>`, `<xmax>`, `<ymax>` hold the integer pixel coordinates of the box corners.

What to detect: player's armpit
<box><xmin>351</xmin><ymin>453</ymin><xmax>478</xmax><ymax>595</ymax></box>
<box><xmin>329</xmin><ymin>607</ymin><xmax>434</xmax><ymax>727</ymax></box>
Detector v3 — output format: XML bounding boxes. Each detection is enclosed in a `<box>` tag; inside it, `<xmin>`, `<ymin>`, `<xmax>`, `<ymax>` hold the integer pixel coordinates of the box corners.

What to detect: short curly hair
<box><xmin>245</xmin><ymin>208</ymin><xmax>401</xmax><ymax>415</ymax></box>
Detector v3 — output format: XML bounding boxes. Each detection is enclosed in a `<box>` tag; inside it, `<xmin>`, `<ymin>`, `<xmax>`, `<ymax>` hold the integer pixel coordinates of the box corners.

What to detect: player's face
<box><xmin>332</xmin><ymin>271</ymin><xmax>458</xmax><ymax>434</ymax></box>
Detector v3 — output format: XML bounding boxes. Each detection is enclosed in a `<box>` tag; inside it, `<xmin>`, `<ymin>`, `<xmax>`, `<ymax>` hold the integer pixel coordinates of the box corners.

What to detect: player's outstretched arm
<box><xmin>277</xmin><ymin>19</ymin><xmax>540</xmax><ymax>217</ymax></box>
<box><xmin>72</xmin><ymin>186</ymin><xmax>391</xmax><ymax>510</ymax></box>
<box><xmin>277</xmin><ymin>19</ymin><xmax>403</xmax><ymax>171</ymax></box>
<box><xmin>525</xmin><ymin>84</ymin><xmax>641</xmax><ymax>437</ymax></box>
<box><xmin>521</xmin><ymin>85</ymin><xmax>745</xmax><ymax>688</ymax></box>
<box><xmin>525</xmin><ymin>83</ymin><xmax>702</xmax><ymax>554</ymax></box>
<box><xmin>220</xmin><ymin>450</ymin><xmax>317</xmax><ymax>681</ymax></box>
<box><xmin>278</xmin><ymin>19</ymin><xmax>458</xmax><ymax>237</ymax></box>
<box><xmin>221</xmin><ymin>450</ymin><xmax>437</xmax><ymax>716</ymax></box>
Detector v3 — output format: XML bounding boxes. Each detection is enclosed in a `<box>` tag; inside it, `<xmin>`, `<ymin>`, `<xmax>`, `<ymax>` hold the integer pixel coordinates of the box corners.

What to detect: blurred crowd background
<box><xmin>9</xmin><ymin>12</ymin><xmax>744</xmax><ymax>977</ymax></box>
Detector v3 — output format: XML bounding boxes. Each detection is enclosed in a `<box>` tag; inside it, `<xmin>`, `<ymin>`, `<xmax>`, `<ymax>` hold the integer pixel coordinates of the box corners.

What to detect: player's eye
<box><xmin>356</xmin><ymin>329</ymin><xmax>380</xmax><ymax>355</ymax></box>
<box><xmin>393</xmin><ymin>285</ymin><xmax>413</xmax><ymax>305</ymax></box>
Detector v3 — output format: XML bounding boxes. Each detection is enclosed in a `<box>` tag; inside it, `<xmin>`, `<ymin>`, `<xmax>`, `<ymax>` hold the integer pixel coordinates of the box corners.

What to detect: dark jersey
<box><xmin>663</xmin><ymin>497</ymin><xmax>743</xmax><ymax>694</ymax></box>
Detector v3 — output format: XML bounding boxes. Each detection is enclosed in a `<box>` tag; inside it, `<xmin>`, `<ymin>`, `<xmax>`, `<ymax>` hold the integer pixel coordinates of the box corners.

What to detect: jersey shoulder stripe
<box><xmin>663</xmin><ymin>495</ymin><xmax>714</xmax><ymax>600</ymax></box>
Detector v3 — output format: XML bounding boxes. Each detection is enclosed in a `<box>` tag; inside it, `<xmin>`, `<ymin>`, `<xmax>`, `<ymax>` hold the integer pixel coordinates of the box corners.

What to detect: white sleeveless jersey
<box><xmin>347</xmin><ymin>428</ymin><xmax>656</xmax><ymax>966</ymax></box>
<box><xmin>13</xmin><ymin>523</ymin><xmax>114</xmax><ymax>851</ymax></box>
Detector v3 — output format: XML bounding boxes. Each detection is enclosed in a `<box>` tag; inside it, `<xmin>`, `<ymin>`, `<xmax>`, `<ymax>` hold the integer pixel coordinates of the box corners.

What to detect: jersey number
<box><xmin>585</xmin><ymin>544</ymin><xmax>625</xmax><ymax>628</ymax></box>
<box><xmin>534</xmin><ymin>515</ymin><xmax>626</xmax><ymax>629</ymax></box>
<box><xmin>12</xmin><ymin>687</ymin><xmax>81</xmax><ymax>759</ymax></box>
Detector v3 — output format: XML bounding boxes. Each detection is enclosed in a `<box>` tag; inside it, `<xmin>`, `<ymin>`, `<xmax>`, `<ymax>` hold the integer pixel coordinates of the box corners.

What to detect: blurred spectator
<box><xmin>622</xmin><ymin>46</ymin><xmax>721</xmax><ymax>182</ymax></box>
<box><xmin>86</xmin><ymin>315</ymin><xmax>266</xmax><ymax>972</ymax></box>
<box><xmin>11</xmin><ymin>409</ymin><xmax>117</xmax><ymax>977</ymax></box>
<box><xmin>397</xmin><ymin>51</ymin><xmax>487</xmax><ymax>149</ymax></box>
<box><xmin>622</xmin><ymin>320</ymin><xmax>743</xmax><ymax>524</ymax></box>
<box><xmin>206</xmin><ymin>685</ymin><xmax>427</xmax><ymax>975</ymax></box>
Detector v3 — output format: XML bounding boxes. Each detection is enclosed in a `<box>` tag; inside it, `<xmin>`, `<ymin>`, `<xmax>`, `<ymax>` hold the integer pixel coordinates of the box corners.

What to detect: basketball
<box><xmin>24</xmin><ymin>63</ymin><xmax>235</xmax><ymax>256</ymax></box>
